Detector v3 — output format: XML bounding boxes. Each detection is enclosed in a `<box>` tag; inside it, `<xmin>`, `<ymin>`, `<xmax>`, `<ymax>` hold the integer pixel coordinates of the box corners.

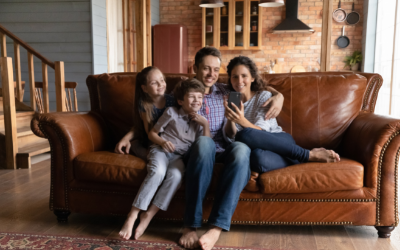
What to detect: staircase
<box><xmin>0</xmin><ymin>87</ymin><xmax>50</xmax><ymax>169</ymax></box>
<box><xmin>1</xmin><ymin>23</ymin><xmax>72</xmax><ymax>169</ymax></box>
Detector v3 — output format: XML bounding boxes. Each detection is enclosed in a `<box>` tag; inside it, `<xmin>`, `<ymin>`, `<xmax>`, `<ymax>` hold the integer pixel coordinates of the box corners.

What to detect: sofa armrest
<box><xmin>340</xmin><ymin>112</ymin><xmax>400</xmax><ymax>226</ymax></box>
<box><xmin>31</xmin><ymin>111</ymin><xmax>109</xmax><ymax>211</ymax></box>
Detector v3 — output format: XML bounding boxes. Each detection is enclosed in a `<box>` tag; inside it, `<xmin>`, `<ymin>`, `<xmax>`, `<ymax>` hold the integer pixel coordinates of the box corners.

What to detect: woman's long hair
<box><xmin>226</xmin><ymin>56</ymin><xmax>265</xmax><ymax>92</ymax></box>
<box><xmin>133</xmin><ymin>66</ymin><xmax>161</xmax><ymax>144</ymax></box>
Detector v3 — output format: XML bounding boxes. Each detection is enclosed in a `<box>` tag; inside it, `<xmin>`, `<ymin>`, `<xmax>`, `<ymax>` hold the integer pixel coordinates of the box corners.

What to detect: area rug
<box><xmin>0</xmin><ymin>232</ymin><xmax>267</xmax><ymax>250</ymax></box>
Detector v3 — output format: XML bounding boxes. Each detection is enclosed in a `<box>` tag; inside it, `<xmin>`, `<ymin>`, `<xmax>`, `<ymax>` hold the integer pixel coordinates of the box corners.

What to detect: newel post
<box><xmin>0</xmin><ymin>57</ymin><xmax>18</xmax><ymax>169</ymax></box>
<box><xmin>55</xmin><ymin>61</ymin><xmax>66</xmax><ymax>112</ymax></box>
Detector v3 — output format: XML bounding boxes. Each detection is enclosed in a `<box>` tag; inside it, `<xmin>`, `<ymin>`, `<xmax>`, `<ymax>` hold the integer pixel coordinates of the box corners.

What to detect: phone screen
<box><xmin>228</xmin><ymin>92</ymin><xmax>241</xmax><ymax>111</ymax></box>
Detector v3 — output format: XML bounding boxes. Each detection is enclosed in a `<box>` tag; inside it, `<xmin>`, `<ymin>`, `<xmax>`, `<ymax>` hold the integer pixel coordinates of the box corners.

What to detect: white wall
<box><xmin>0</xmin><ymin>0</ymin><xmax>93</xmax><ymax>111</ymax></box>
<box><xmin>151</xmin><ymin>0</ymin><xmax>160</xmax><ymax>26</ymax></box>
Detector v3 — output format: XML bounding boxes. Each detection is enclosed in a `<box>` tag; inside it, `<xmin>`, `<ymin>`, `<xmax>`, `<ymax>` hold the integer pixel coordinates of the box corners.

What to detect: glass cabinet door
<box><xmin>205</xmin><ymin>7</ymin><xmax>215</xmax><ymax>47</ymax></box>
<box><xmin>249</xmin><ymin>1</ymin><xmax>260</xmax><ymax>48</ymax></box>
<box><xmin>234</xmin><ymin>0</ymin><xmax>245</xmax><ymax>48</ymax></box>
<box><xmin>219</xmin><ymin>1</ymin><xmax>230</xmax><ymax>49</ymax></box>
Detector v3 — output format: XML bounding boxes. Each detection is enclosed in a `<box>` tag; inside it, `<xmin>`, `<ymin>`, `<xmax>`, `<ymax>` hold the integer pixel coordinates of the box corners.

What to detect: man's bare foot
<box><xmin>198</xmin><ymin>226</ymin><xmax>222</xmax><ymax>250</ymax></box>
<box><xmin>179</xmin><ymin>227</ymin><xmax>199</xmax><ymax>249</ymax></box>
<box><xmin>309</xmin><ymin>148</ymin><xmax>340</xmax><ymax>162</ymax></box>
<box><xmin>119</xmin><ymin>208</ymin><xmax>139</xmax><ymax>240</ymax></box>
<box><xmin>134</xmin><ymin>211</ymin><xmax>153</xmax><ymax>240</ymax></box>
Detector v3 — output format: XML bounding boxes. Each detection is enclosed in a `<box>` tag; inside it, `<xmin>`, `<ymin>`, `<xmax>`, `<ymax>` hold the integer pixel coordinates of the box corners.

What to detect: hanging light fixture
<box><xmin>259</xmin><ymin>0</ymin><xmax>285</xmax><ymax>7</ymax></box>
<box><xmin>199</xmin><ymin>0</ymin><xmax>224</xmax><ymax>8</ymax></box>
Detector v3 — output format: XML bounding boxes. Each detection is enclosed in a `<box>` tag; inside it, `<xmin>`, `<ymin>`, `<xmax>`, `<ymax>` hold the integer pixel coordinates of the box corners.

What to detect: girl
<box><xmin>114</xmin><ymin>66</ymin><xmax>176</xmax><ymax>160</ymax></box>
<box><xmin>117</xmin><ymin>66</ymin><xmax>176</xmax><ymax>240</ymax></box>
<box><xmin>223</xmin><ymin>56</ymin><xmax>340</xmax><ymax>174</ymax></box>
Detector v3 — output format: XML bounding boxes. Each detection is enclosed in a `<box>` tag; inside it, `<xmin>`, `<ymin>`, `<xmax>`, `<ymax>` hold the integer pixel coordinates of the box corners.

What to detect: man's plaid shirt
<box><xmin>198</xmin><ymin>82</ymin><xmax>230</xmax><ymax>152</ymax></box>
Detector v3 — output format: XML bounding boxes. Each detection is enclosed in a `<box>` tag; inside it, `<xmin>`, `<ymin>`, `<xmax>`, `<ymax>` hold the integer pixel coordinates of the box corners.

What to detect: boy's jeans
<box><xmin>183</xmin><ymin>136</ymin><xmax>251</xmax><ymax>231</ymax></box>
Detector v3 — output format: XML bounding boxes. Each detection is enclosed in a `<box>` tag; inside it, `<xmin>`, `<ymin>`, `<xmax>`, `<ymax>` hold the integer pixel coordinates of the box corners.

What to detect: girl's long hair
<box><xmin>133</xmin><ymin>66</ymin><xmax>161</xmax><ymax>144</ymax></box>
<box><xmin>226</xmin><ymin>56</ymin><xmax>265</xmax><ymax>92</ymax></box>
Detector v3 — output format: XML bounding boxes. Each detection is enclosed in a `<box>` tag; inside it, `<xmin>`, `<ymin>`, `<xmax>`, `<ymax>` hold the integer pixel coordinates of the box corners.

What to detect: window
<box><xmin>374</xmin><ymin>0</ymin><xmax>399</xmax><ymax>117</ymax></box>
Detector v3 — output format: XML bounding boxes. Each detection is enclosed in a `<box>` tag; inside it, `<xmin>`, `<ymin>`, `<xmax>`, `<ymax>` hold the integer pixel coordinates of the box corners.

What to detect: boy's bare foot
<box><xmin>198</xmin><ymin>226</ymin><xmax>222</xmax><ymax>250</ymax></box>
<box><xmin>179</xmin><ymin>227</ymin><xmax>199</xmax><ymax>249</ymax></box>
<box><xmin>119</xmin><ymin>210</ymin><xmax>139</xmax><ymax>240</ymax></box>
<box><xmin>134</xmin><ymin>211</ymin><xmax>153</xmax><ymax>240</ymax></box>
<box><xmin>309</xmin><ymin>148</ymin><xmax>340</xmax><ymax>162</ymax></box>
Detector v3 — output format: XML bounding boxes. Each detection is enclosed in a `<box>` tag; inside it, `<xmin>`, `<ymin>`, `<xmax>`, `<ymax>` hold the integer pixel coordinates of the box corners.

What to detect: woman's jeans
<box><xmin>235</xmin><ymin>128</ymin><xmax>310</xmax><ymax>173</ymax></box>
<box><xmin>183</xmin><ymin>136</ymin><xmax>251</xmax><ymax>231</ymax></box>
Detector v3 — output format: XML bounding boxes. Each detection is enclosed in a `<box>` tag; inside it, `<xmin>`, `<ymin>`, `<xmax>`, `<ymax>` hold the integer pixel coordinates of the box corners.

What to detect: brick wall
<box><xmin>160</xmin><ymin>0</ymin><xmax>364</xmax><ymax>73</ymax></box>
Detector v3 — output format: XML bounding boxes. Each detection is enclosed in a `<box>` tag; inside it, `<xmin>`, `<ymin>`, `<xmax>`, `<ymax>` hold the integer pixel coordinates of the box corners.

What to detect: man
<box><xmin>179</xmin><ymin>47</ymin><xmax>284</xmax><ymax>250</ymax></box>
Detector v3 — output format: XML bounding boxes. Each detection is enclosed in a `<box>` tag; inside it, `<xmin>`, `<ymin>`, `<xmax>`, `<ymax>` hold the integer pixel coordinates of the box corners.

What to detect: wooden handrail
<box><xmin>0</xmin><ymin>24</ymin><xmax>55</xmax><ymax>69</ymax></box>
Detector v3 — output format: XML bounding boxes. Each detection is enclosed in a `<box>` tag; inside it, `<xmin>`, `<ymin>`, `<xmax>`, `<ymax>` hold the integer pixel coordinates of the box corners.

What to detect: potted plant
<box><xmin>344</xmin><ymin>51</ymin><xmax>362</xmax><ymax>71</ymax></box>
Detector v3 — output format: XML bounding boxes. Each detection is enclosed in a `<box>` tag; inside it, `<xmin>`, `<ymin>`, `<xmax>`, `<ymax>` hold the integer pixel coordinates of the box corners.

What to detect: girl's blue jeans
<box><xmin>235</xmin><ymin>128</ymin><xmax>310</xmax><ymax>173</ymax></box>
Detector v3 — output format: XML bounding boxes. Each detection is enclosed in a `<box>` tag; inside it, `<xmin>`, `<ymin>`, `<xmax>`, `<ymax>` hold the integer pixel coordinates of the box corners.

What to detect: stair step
<box><xmin>0</xmin><ymin>111</ymin><xmax>36</xmax><ymax>119</ymax></box>
<box><xmin>0</xmin><ymin>126</ymin><xmax>33</xmax><ymax>137</ymax></box>
<box><xmin>18</xmin><ymin>141</ymin><xmax>50</xmax><ymax>156</ymax></box>
<box><xmin>17</xmin><ymin>141</ymin><xmax>50</xmax><ymax>169</ymax></box>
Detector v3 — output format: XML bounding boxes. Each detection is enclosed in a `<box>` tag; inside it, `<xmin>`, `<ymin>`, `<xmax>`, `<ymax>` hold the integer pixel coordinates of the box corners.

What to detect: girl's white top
<box><xmin>224</xmin><ymin>90</ymin><xmax>283</xmax><ymax>142</ymax></box>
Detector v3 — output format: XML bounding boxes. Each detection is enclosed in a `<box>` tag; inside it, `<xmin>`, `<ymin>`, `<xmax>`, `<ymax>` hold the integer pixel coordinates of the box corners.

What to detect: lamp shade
<box><xmin>259</xmin><ymin>0</ymin><xmax>285</xmax><ymax>7</ymax></box>
<box><xmin>199</xmin><ymin>0</ymin><xmax>225</xmax><ymax>8</ymax></box>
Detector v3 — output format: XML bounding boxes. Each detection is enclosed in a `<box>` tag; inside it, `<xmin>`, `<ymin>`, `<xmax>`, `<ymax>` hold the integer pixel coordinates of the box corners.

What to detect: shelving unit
<box><xmin>202</xmin><ymin>0</ymin><xmax>262</xmax><ymax>50</ymax></box>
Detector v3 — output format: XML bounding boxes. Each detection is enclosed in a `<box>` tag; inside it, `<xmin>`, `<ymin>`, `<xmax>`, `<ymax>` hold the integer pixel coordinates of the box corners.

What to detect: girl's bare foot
<box><xmin>119</xmin><ymin>207</ymin><xmax>140</xmax><ymax>240</ymax></box>
<box><xmin>309</xmin><ymin>148</ymin><xmax>340</xmax><ymax>162</ymax></box>
<box><xmin>179</xmin><ymin>227</ymin><xmax>199</xmax><ymax>249</ymax></box>
<box><xmin>134</xmin><ymin>211</ymin><xmax>153</xmax><ymax>240</ymax></box>
<box><xmin>198</xmin><ymin>226</ymin><xmax>222</xmax><ymax>250</ymax></box>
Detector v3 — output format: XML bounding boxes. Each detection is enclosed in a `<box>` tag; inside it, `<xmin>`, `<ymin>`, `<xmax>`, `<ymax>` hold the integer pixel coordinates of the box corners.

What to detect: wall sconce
<box><xmin>199</xmin><ymin>0</ymin><xmax>225</xmax><ymax>8</ymax></box>
<box><xmin>259</xmin><ymin>0</ymin><xmax>285</xmax><ymax>7</ymax></box>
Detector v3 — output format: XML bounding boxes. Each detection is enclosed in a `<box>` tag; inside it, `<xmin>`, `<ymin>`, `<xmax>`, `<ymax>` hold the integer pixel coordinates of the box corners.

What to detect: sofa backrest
<box><xmin>86</xmin><ymin>72</ymin><xmax>382</xmax><ymax>149</ymax></box>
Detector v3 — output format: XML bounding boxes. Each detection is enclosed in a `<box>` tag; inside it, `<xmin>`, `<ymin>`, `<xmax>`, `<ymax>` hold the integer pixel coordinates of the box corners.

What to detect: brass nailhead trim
<box><xmin>376</xmin><ymin>130</ymin><xmax>400</xmax><ymax>226</ymax></box>
<box><xmin>154</xmin><ymin>217</ymin><xmax>352</xmax><ymax>226</ymax></box>
<box><xmin>39</xmin><ymin>121</ymin><xmax>70</xmax><ymax>211</ymax></box>
<box><xmin>370</xmin><ymin>78</ymin><xmax>382</xmax><ymax>113</ymax></box>
<box><xmin>71</xmin><ymin>190</ymin><xmax>377</xmax><ymax>203</ymax></box>
<box><xmin>362</xmin><ymin>77</ymin><xmax>377</xmax><ymax>111</ymax></box>
<box><xmin>394</xmin><ymin>147</ymin><xmax>399</xmax><ymax>227</ymax></box>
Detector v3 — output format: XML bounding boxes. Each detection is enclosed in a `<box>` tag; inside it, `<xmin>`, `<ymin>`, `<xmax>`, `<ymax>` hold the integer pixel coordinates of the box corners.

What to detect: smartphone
<box><xmin>228</xmin><ymin>92</ymin><xmax>241</xmax><ymax>111</ymax></box>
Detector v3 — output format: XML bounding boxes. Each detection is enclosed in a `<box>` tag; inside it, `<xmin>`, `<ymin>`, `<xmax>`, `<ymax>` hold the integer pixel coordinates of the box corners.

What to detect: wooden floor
<box><xmin>0</xmin><ymin>159</ymin><xmax>399</xmax><ymax>250</ymax></box>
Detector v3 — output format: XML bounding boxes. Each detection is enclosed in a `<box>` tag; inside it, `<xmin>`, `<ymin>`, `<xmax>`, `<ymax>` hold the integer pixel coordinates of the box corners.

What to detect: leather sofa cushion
<box><xmin>74</xmin><ymin>151</ymin><xmax>147</xmax><ymax>187</ymax></box>
<box><xmin>73</xmin><ymin>152</ymin><xmax>242</xmax><ymax>192</ymax></box>
<box><xmin>265</xmin><ymin>74</ymin><xmax>368</xmax><ymax>150</ymax></box>
<box><xmin>258</xmin><ymin>158</ymin><xmax>364</xmax><ymax>194</ymax></box>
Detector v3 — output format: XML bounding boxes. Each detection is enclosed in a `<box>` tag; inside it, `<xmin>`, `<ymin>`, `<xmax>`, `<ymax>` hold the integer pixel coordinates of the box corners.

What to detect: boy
<box><xmin>120</xmin><ymin>78</ymin><xmax>210</xmax><ymax>240</ymax></box>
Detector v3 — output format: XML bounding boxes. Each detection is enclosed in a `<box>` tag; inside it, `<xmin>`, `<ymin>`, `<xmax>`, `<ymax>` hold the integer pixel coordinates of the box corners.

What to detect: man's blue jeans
<box><xmin>235</xmin><ymin>128</ymin><xmax>310</xmax><ymax>173</ymax></box>
<box><xmin>183</xmin><ymin>136</ymin><xmax>251</xmax><ymax>231</ymax></box>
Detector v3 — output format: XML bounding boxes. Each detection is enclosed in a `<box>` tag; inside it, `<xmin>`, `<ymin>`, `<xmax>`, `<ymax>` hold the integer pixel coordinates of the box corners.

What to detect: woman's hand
<box><xmin>224</xmin><ymin>96</ymin><xmax>246</xmax><ymax>126</ymax></box>
<box><xmin>115</xmin><ymin>138</ymin><xmax>131</xmax><ymax>154</ymax></box>
<box><xmin>161</xmin><ymin>141</ymin><xmax>175</xmax><ymax>153</ymax></box>
<box><xmin>263</xmin><ymin>88</ymin><xmax>284</xmax><ymax>120</ymax></box>
<box><xmin>189</xmin><ymin>112</ymin><xmax>208</xmax><ymax>128</ymax></box>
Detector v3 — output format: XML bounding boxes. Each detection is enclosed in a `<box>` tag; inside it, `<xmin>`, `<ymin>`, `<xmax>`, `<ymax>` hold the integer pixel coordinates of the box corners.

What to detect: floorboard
<box><xmin>0</xmin><ymin>159</ymin><xmax>399</xmax><ymax>250</ymax></box>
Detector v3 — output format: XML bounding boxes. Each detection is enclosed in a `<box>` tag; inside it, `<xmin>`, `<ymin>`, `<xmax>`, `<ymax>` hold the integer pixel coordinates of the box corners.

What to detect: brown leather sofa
<box><xmin>31</xmin><ymin>72</ymin><xmax>399</xmax><ymax>238</ymax></box>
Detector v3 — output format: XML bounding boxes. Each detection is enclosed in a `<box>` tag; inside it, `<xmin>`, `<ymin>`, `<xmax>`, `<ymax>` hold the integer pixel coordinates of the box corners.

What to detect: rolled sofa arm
<box><xmin>31</xmin><ymin>111</ymin><xmax>109</xmax><ymax>210</ymax></box>
<box><xmin>340</xmin><ymin>112</ymin><xmax>400</xmax><ymax>227</ymax></box>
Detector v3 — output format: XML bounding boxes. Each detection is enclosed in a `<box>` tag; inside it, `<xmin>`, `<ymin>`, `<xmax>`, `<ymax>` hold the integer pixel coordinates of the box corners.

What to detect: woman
<box><xmin>223</xmin><ymin>56</ymin><xmax>340</xmax><ymax>173</ymax></box>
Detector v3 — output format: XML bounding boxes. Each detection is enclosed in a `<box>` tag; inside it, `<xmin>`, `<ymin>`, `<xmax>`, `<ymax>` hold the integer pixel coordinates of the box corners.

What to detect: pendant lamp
<box><xmin>259</xmin><ymin>0</ymin><xmax>285</xmax><ymax>7</ymax></box>
<box><xmin>199</xmin><ymin>0</ymin><xmax>225</xmax><ymax>8</ymax></box>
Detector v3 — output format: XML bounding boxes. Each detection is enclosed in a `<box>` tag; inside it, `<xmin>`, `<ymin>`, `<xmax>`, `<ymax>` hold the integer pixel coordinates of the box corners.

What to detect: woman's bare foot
<box><xmin>179</xmin><ymin>227</ymin><xmax>199</xmax><ymax>249</ymax></box>
<box><xmin>119</xmin><ymin>207</ymin><xmax>140</xmax><ymax>240</ymax></box>
<box><xmin>198</xmin><ymin>226</ymin><xmax>222</xmax><ymax>250</ymax></box>
<box><xmin>309</xmin><ymin>148</ymin><xmax>340</xmax><ymax>162</ymax></box>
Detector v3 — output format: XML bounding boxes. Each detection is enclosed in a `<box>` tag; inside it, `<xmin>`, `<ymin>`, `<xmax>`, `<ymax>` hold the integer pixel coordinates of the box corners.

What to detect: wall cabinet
<box><xmin>202</xmin><ymin>0</ymin><xmax>262</xmax><ymax>50</ymax></box>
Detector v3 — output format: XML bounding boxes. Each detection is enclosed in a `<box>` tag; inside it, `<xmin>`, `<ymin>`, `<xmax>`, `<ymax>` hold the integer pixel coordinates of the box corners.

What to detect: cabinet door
<box><xmin>232</xmin><ymin>0</ymin><xmax>246</xmax><ymax>49</ymax></box>
<box><xmin>202</xmin><ymin>7</ymin><xmax>218</xmax><ymax>47</ymax></box>
<box><xmin>218</xmin><ymin>1</ymin><xmax>230</xmax><ymax>50</ymax></box>
<box><xmin>248</xmin><ymin>0</ymin><xmax>262</xmax><ymax>50</ymax></box>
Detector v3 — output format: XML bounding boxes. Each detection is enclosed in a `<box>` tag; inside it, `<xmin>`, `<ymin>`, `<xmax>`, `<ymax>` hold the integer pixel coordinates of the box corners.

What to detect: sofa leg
<box><xmin>54</xmin><ymin>210</ymin><xmax>71</xmax><ymax>223</ymax></box>
<box><xmin>375</xmin><ymin>226</ymin><xmax>395</xmax><ymax>238</ymax></box>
